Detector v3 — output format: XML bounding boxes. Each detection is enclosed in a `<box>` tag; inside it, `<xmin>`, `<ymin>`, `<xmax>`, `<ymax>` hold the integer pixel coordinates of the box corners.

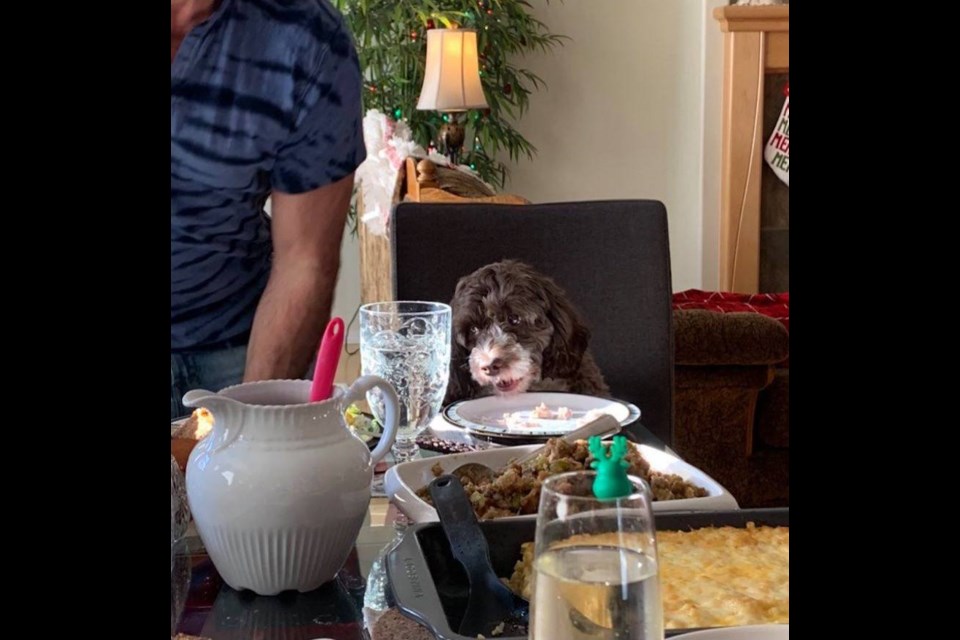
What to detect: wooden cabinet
<box><xmin>714</xmin><ymin>5</ymin><xmax>789</xmax><ymax>293</ymax></box>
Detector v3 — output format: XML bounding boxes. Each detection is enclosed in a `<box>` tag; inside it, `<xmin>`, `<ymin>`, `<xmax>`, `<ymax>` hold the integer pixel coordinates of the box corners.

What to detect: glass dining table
<box><xmin>172</xmin><ymin>496</ymin><xmax>403</xmax><ymax>640</ymax></box>
<box><xmin>171</xmin><ymin>423</ymin><xmax>668</xmax><ymax>639</ymax></box>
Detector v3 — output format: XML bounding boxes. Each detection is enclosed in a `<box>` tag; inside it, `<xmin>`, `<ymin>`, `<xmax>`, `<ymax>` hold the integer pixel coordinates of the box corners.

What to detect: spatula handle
<box><xmin>428</xmin><ymin>475</ymin><xmax>499</xmax><ymax>587</ymax></box>
<box><xmin>309</xmin><ymin>317</ymin><xmax>344</xmax><ymax>402</ymax></box>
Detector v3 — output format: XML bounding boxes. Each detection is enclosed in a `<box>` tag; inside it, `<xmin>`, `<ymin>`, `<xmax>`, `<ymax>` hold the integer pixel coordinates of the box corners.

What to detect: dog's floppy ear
<box><xmin>444</xmin><ymin>278</ymin><xmax>479</xmax><ymax>403</ymax></box>
<box><xmin>444</xmin><ymin>338</ymin><xmax>475</xmax><ymax>403</ymax></box>
<box><xmin>541</xmin><ymin>279</ymin><xmax>591</xmax><ymax>379</ymax></box>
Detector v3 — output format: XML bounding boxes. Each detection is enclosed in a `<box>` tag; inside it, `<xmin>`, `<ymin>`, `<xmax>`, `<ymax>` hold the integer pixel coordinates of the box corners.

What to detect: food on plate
<box><xmin>501</xmin><ymin>411</ymin><xmax>540</xmax><ymax>429</ymax></box>
<box><xmin>505</xmin><ymin>523</ymin><xmax>789</xmax><ymax>629</ymax></box>
<box><xmin>417</xmin><ymin>438</ymin><xmax>708</xmax><ymax>519</ymax></box>
<box><xmin>529</xmin><ymin>402</ymin><xmax>574</xmax><ymax>420</ymax></box>
<box><xmin>531</xmin><ymin>402</ymin><xmax>553</xmax><ymax>418</ymax></box>
<box><xmin>498</xmin><ymin>403</ymin><xmax>594</xmax><ymax>428</ymax></box>
<box><xmin>345</xmin><ymin>403</ymin><xmax>382</xmax><ymax>442</ymax></box>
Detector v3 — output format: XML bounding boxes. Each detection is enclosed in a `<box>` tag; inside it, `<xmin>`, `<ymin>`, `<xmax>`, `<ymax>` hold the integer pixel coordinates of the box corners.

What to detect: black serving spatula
<box><xmin>428</xmin><ymin>475</ymin><xmax>530</xmax><ymax>638</ymax></box>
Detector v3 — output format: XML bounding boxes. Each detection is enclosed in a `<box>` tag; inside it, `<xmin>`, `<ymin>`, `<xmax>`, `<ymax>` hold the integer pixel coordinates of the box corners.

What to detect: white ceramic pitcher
<box><xmin>183</xmin><ymin>376</ymin><xmax>399</xmax><ymax>595</ymax></box>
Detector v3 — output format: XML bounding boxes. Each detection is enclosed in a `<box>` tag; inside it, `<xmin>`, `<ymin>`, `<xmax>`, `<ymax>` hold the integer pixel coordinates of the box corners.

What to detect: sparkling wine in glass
<box><xmin>359</xmin><ymin>301</ymin><xmax>451</xmax><ymax>464</ymax></box>
<box><xmin>530</xmin><ymin>470</ymin><xmax>664</xmax><ymax>640</ymax></box>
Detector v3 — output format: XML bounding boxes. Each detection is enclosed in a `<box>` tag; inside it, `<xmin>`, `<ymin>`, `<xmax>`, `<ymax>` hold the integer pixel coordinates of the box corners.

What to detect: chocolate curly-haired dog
<box><xmin>445</xmin><ymin>260</ymin><xmax>610</xmax><ymax>402</ymax></box>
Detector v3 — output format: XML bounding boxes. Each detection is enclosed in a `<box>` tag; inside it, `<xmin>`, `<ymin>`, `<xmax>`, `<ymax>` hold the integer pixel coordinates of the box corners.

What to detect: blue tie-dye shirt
<box><xmin>171</xmin><ymin>0</ymin><xmax>365</xmax><ymax>350</ymax></box>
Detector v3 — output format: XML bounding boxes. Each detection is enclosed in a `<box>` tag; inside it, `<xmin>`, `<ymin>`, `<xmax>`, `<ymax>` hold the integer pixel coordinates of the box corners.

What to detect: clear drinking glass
<box><xmin>530</xmin><ymin>471</ymin><xmax>664</xmax><ymax>640</ymax></box>
<box><xmin>170</xmin><ymin>455</ymin><xmax>190</xmax><ymax>563</ymax></box>
<box><xmin>359</xmin><ymin>301</ymin><xmax>451</xmax><ymax>464</ymax></box>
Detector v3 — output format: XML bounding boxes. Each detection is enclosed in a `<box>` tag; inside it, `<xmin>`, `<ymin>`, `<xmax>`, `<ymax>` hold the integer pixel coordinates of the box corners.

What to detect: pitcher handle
<box><xmin>344</xmin><ymin>375</ymin><xmax>399</xmax><ymax>465</ymax></box>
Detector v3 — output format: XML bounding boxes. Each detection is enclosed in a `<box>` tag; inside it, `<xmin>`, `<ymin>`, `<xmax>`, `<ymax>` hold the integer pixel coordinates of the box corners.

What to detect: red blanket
<box><xmin>672</xmin><ymin>290</ymin><xmax>790</xmax><ymax>334</ymax></box>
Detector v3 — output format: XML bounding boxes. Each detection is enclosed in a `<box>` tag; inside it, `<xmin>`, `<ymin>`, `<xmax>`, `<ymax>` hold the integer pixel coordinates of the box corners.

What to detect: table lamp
<box><xmin>416</xmin><ymin>28</ymin><xmax>488</xmax><ymax>165</ymax></box>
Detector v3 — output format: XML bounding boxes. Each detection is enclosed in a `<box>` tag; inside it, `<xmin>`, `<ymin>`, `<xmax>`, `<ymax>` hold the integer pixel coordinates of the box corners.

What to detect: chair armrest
<box><xmin>674</xmin><ymin>309</ymin><xmax>788</xmax><ymax>366</ymax></box>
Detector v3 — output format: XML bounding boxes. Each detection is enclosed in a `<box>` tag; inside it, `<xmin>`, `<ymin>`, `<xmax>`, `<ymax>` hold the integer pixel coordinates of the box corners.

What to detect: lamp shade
<box><xmin>417</xmin><ymin>29</ymin><xmax>488</xmax><ymax>112</ymax></box>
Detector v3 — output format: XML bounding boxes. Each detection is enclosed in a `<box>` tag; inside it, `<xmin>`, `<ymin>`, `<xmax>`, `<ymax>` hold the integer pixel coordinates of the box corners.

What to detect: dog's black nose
<box><xmin>481</xmin><ymin>359</ymin><xmax>503</xmax><ymax>376</ymax></box>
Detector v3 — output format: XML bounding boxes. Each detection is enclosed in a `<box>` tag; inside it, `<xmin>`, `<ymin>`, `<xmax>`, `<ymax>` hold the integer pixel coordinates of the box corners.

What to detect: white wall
<box><xmin>332</xmin><ymin>226</ymin><xmax>361</xmax><ymax>343</ymax></box>
<box><xmin>700</xmin><ymin>0</ymin><xmax>725</xmax><ymax>290</ymax></box>
<box><xmin>498</xmin><ymin>0</ymin><xmax>720</xmax><ymax>291</ymax></box>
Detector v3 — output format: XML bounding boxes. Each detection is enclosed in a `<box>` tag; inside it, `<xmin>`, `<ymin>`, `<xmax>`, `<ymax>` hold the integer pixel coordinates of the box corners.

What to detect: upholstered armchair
<box><xmin>671</xmin><ymin>309</ymin><xmax>789</xmax><ymax>507</ymax></box>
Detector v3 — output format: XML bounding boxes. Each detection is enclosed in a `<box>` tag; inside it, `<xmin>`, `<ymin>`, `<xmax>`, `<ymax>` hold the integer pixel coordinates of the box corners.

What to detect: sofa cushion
<box><xmin>674</xmin><ymin>310</ymin><xmax>789</xmax><ymax>366</ymax></box>
<box><xmin>675</xmin><ymin>365</ymin><xmax>774</xmax><ymax>390</ymax></box>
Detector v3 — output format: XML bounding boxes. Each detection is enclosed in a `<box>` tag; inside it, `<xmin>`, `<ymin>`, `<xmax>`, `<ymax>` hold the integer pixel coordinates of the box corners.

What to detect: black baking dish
<box><xmin>386</xmin><ymin>508</ymin><xmax>789</xmax><ymax>640</ymax></box>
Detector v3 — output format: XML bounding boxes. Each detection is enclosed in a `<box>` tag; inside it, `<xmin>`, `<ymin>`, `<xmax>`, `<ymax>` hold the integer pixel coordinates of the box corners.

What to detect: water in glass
<box><xmin>360</xmin><ymin>302</ymin><xmax>451</xmax><ymax>463</ymax></box>
<box><xmin>530</xmin><ymin>470</ymin><xmax>664</xmax><ymax>640</ymax></box>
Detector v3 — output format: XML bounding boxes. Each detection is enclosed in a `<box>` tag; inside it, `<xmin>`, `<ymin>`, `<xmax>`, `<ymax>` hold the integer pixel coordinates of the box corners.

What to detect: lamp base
<box><xmin>439</xmin><ymin>115</ymin><xmax>466</xmax><ymax>166</ymax></box>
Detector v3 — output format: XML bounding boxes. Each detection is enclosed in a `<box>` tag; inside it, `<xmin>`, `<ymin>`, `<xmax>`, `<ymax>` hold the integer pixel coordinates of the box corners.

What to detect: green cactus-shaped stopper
<box><xmin>589</xmin><ymin>435</ymin><xmax>633</xmax><ymax>500</ymax></box>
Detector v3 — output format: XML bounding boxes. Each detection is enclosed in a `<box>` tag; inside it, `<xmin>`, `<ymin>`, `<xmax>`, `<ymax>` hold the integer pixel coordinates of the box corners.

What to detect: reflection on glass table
<box><xmin>172</xmin><ymin>498</ymin><xmax>400</xmax><ymax>640</ymax></box>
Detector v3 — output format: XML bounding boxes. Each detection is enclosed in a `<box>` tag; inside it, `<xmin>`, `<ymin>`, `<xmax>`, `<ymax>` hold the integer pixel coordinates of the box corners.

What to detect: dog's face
<box><xmin>449</xmin><ymin>260</ymin><xmax>589</xmax><ymax>396</ymax></box>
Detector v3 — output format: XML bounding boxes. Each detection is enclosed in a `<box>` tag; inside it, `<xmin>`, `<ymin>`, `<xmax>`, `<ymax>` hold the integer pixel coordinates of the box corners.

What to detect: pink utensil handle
<box><xmin>309</xmin><ymin>316</ymin><xmax>345</xmax><ymax>402</ymax></box>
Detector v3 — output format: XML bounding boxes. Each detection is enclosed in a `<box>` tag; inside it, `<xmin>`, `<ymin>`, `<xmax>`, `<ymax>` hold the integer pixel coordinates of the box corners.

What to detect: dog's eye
<box><xmin>508</xmin><ymin>314</ymin><xmax>521</xmax><ymax>326</ymax></box>
<box><xmin>470</xmin><ymin>326</ymin><xmax>480</xmax><ymax>335</ymax></box>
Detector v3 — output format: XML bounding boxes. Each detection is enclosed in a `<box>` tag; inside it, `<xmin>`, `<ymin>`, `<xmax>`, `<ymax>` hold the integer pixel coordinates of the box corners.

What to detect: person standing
<box><xmin>171</xmin><ymin>0</ymin><xmax>365</xmax><ymax>418</ymax></box>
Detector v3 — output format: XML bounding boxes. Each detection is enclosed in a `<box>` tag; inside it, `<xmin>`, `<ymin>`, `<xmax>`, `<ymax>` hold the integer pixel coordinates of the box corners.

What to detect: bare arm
<box><xmin>243</xmin><ymin>173</ymin><xmax>354</xmax><ymax>381</ymax></box>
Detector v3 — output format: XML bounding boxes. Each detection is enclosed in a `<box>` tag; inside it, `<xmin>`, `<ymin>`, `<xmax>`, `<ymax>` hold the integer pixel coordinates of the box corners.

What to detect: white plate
<box><xmin>674</xmin><ymin>625</ymin><xmax>788</xmax><ymax>639</ymax></box>
<box><xmin>443</xmin><ymin>392</ymin><xmax>640</xmax><ymax>438</ymax></box>
<box><xmin>385</xmin><ymin>443</ymin><xmax>739</xmax><ymax>522</ymax></box>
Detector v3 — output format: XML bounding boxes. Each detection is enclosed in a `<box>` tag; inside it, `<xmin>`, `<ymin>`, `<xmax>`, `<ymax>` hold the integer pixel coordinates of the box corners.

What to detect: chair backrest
<box><xmin>390</xmin><ymin>200</ymin><xmax>675</xmax><ymax>445</ymax></box>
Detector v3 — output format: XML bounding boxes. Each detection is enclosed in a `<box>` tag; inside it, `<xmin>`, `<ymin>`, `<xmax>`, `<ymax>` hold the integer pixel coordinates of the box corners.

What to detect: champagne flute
<box><xmin>359</xmin><ymin>301</ymin><xmax>451</xmax><ymax>464</ymax></box>
<box><xmin>530</xmin><ymin>470</ymin><xmax>664</xmax><ymax>640</ymax></box>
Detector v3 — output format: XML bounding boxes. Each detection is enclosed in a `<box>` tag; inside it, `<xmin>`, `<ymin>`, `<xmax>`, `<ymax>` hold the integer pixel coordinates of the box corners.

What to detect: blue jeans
<box><xmin>171</xmin><ymin>344</ymin><xmax>247</xmax><ymax>420</ymax></box>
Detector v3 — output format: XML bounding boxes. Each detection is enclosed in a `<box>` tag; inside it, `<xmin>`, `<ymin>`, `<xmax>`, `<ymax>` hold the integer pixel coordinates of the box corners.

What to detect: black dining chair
<box><xmin>390</xmin><ymin>199</ymin><xmax>675</xmax><ymax>447</ymax></box>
